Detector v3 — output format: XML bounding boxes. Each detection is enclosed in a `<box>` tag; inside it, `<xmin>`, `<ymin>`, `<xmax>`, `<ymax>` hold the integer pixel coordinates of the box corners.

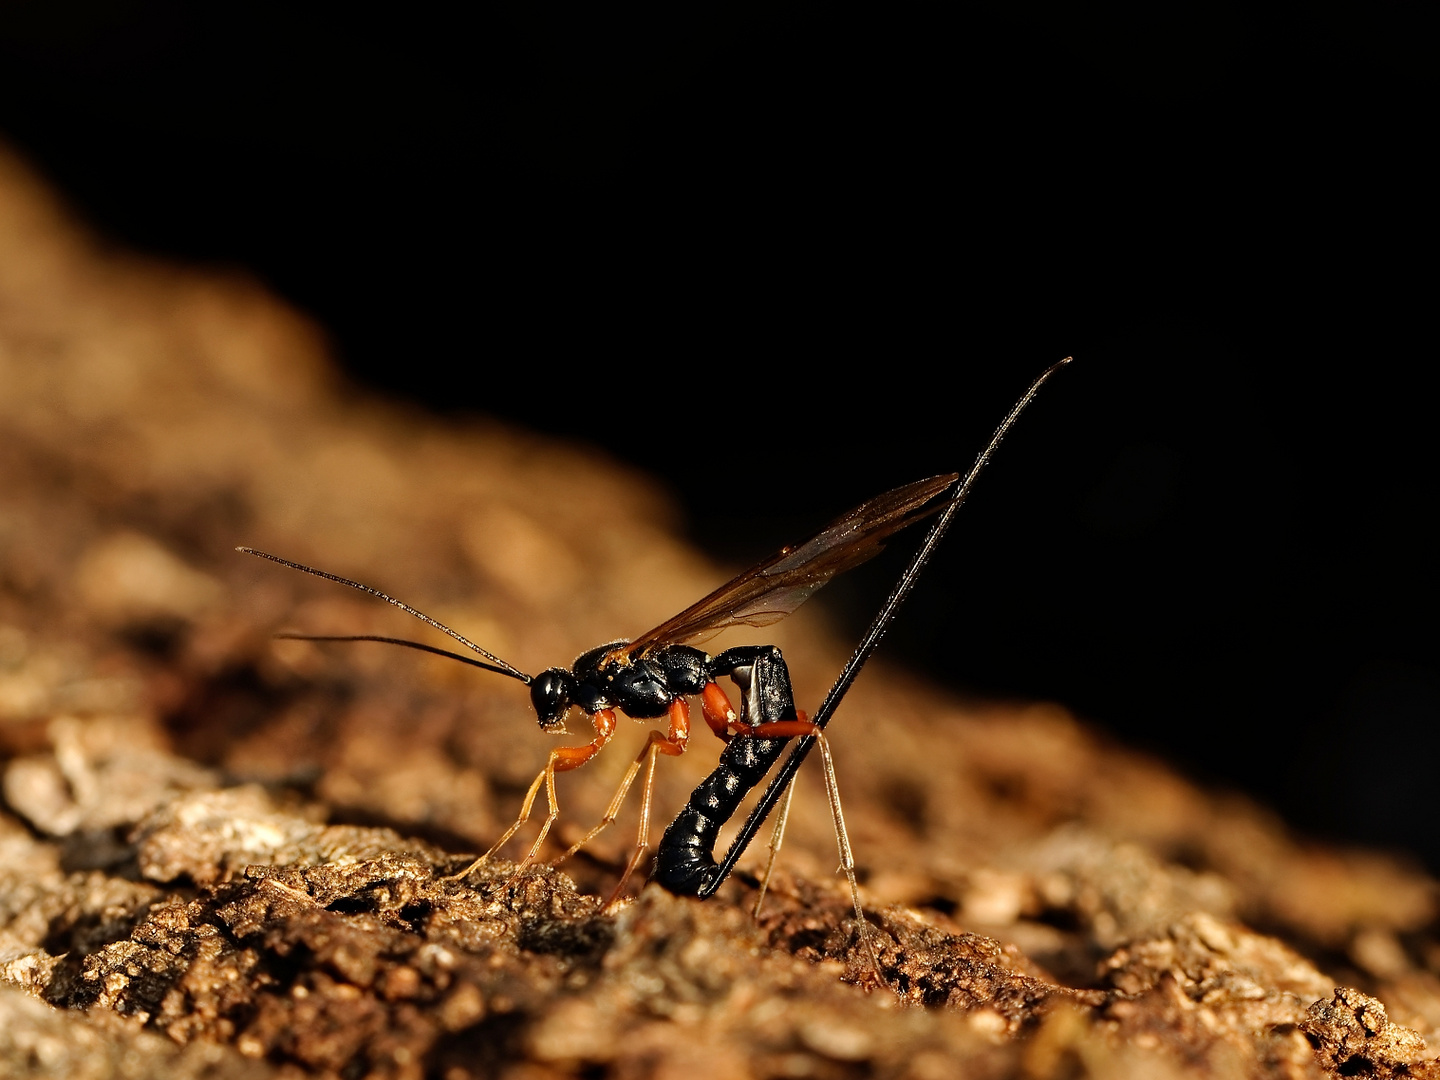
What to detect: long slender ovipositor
<box><xmin>652</xmin><ymin>358</ymin><xmax>1072</xmax><ymax>900</ymax></box>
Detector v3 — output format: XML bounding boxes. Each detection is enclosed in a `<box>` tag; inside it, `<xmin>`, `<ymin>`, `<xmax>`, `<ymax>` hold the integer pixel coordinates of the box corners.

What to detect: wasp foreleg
<box><xmin>449</xmin><ymin>708</ymin><xmax>618</xmax><ymax>885</ymax></box>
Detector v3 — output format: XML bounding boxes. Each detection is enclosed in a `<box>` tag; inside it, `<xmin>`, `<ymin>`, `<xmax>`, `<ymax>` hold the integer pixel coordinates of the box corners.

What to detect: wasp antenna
<box><xmin>274</xmin><ymin>633</ymin><xmax>531</xmax><ymax>680</ymax></box>
<box><xmin>237</xmin><ymin>547</ymin><xmax>532</xmax><ymax>684</ymax></box>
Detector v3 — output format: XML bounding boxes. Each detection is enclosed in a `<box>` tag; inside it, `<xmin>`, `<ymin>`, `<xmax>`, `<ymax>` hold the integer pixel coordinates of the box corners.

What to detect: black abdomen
<box><xmin>652</xmin><ymin>644</ymin><xmax>798</xmax><ymax>895</ymax></box>
<box><xmin>653</xmin><ymin>734</ymin><xmax>789</xmax><ymax>894</ymax></box>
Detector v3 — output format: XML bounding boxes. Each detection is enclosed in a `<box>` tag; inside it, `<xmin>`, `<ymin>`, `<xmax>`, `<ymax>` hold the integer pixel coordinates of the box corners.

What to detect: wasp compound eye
<box><xmin>529</xmin><ymin>669</ymin><xmax>573</xmax><ymax>730</ymax></box>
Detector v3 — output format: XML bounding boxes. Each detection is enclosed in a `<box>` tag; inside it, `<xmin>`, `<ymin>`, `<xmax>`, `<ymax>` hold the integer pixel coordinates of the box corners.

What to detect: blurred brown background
<box><xmin>0</xmin><ymin>0</ymin><xmax>1434</xmax><ymax>869</ymax></box>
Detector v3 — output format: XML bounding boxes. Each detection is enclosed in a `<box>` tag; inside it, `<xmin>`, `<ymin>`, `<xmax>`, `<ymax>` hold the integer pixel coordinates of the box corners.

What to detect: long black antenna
<box><xmin>273</xmin><ymin>633</ymin><xmax>528</xmax><ymax>679</ymax></box>
<box><xmin>237</xmin><ymin>547</ymin><xmax>532</xmax><ymax>684</ymax></box>
<box><xmin>698</xmin><ymin>357</ymin><xmax>1072</xmax><ymax>896</ymax></box>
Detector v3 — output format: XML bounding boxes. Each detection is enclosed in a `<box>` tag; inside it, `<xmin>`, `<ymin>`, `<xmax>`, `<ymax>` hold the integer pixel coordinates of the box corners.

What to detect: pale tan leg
<box><xmin>814</xmin><ymin>734</ymin><xmax>885</xmax><ymax>982</ymax></box>
<box><xmin>555</xmin><ymin>751</ymin><xmax>647</xmax><ymax>866</ymax></box>
<box><xmin>448</xmin><ymin>708</ymin><xmax>618</xmax><ymax>884</ymax></box>
<box><xmin>555</xmin><ymin>730</ymin><xmax>673</xmax><ymax>867</ymax></box>
<box><xmin>513</xmin><ymin>758</ymin><xmax>565</xmax><ymax>873</ymax></box>
<box><xmin>447</xmin><ymin>766</ymin><xmax>548</xmax><ymax>881</ymax></box>
<box><xmin>738</xmin><ymin>711</ymin><xmax>812</xmax><ymax>919</ymax></box>
<box><xmin>753</xmin><ymin>777</ymin><xmax>796</xmax><ymax>919</ymax></box>
<box><xmin>603</xmin><ymin>739</ymin><xmax>674</xmax><ymax>910</ymax></box>
<box><xmin>559</xmin><ymin>699</ymin><xmax>690</xmax><ymax>908</ymax></box>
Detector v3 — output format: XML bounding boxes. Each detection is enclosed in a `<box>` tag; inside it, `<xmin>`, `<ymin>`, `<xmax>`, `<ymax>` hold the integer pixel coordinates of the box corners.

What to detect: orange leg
<box><xmin>448</xmin><ymin>708</ymin><xmax>618</xmax><ymax>883</ymax></box>
<box><xmin>731</xmin><ymin>707</ymin><xmax>816</xmax><ymax>740</ymax></box>
<box><xmin>745</xmin><ymin>719</ymin><xmax>820</xmax><ymax>738</ymax></box>
<box><xmin>701</xmin><ymin>681</ymin><xmax>737</xmax><ymax>741</ymax></box>
<box><xmin>555</xmin><ymin>697</ymin><xmax>692</xmax><ymax>907</ymax></box>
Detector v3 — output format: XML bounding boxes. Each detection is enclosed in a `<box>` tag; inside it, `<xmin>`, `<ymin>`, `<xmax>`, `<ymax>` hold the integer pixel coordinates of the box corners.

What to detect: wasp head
<box><xmin>529</xmin><ymin>668</ymin><xmax>574</xmax><ymax>731</ymax></box>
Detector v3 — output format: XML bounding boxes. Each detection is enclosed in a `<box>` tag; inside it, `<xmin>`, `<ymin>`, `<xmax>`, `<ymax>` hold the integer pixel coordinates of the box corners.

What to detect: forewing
<box><xmin>623</xmin><ymin>472</ymin><xmax>959</xmax><ymax>657</ymax></box>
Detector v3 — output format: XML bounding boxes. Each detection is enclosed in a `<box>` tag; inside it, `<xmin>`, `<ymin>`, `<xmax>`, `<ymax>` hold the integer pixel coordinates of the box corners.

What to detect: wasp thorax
<box><xmin>529</xmin><ymin>668</ymin><xmax>574</xmax><ymax>731</ymax></box>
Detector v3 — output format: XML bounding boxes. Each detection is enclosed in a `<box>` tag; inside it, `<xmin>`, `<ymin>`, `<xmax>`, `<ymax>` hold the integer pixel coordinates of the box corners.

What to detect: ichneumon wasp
<box><xmin>239</xmin><ymin>359</ymin><xmax>1071</xmax><ymax>953</ymax></box>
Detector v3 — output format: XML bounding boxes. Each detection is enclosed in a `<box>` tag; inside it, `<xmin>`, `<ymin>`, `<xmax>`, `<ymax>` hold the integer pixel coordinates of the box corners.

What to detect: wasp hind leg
<box><xmin>752</xmin><ymin>774</ymin><xmax>796</xmax><ymax>919</ymax></box>
<box><xmin>741</xmin><ymin>717</ymin><xmax>885</xmax><ymax>985</ymax></box>
<box><xmin>814</xmin><ymin>732</ymin><xmax>886</xmax><ymax>986</ymax></box>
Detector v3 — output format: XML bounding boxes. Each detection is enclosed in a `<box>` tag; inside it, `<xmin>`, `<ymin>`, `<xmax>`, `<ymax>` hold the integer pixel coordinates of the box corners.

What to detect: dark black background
<box><xmin>2</xmin><ymin>3</ymin><xmax>1434</xmax><ymax>863</ymax></box>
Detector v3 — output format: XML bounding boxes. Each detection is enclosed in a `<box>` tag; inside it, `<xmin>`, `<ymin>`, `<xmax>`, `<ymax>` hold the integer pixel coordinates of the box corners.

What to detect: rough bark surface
<box><xmin>2</xmin><ymin>144</ymin><xmax>1439</xmax><ymax>1079</ymax></box>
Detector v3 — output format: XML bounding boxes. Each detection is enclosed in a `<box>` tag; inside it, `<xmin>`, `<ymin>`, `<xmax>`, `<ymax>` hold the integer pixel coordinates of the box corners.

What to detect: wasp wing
<box><xmin>622</xmin><ymin>472</ymin><xmax>960</xmax><ymax>658</ymax></box>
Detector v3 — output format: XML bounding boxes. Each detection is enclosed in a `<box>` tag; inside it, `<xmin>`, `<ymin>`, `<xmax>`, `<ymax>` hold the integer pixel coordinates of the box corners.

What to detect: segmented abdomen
<box><xmin>652</xmin><ymin>733</ymin><xmax>791</xmax><ymax>895</ymax></box>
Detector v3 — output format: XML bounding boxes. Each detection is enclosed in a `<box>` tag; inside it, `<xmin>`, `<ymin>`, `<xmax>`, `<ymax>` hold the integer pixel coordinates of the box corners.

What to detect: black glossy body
<box><xmin>530</xmin><ymin>641</ymin><xmax>791</xmax><ymax>735</ymax></box>
<box><xmin>529</xmin><ymin>642</ymin><xmax>711</xmax><ymax>729</ymax></box>
<box><xmin>652</xmin><ymin>645</ymin><xmax>798</xmax><ymax>895</ymax></box>
<box><xmin>536</xmin><ymin>639</ymin><xmax>805</xmax><ymax>896</ymax></box>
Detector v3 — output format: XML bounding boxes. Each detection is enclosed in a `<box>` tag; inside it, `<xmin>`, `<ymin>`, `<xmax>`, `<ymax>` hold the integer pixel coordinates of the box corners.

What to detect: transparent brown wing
<box><xmin>621</xmin><ymin>472</ymin><xmax>960</xmax><ymax>659</ymax></box>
